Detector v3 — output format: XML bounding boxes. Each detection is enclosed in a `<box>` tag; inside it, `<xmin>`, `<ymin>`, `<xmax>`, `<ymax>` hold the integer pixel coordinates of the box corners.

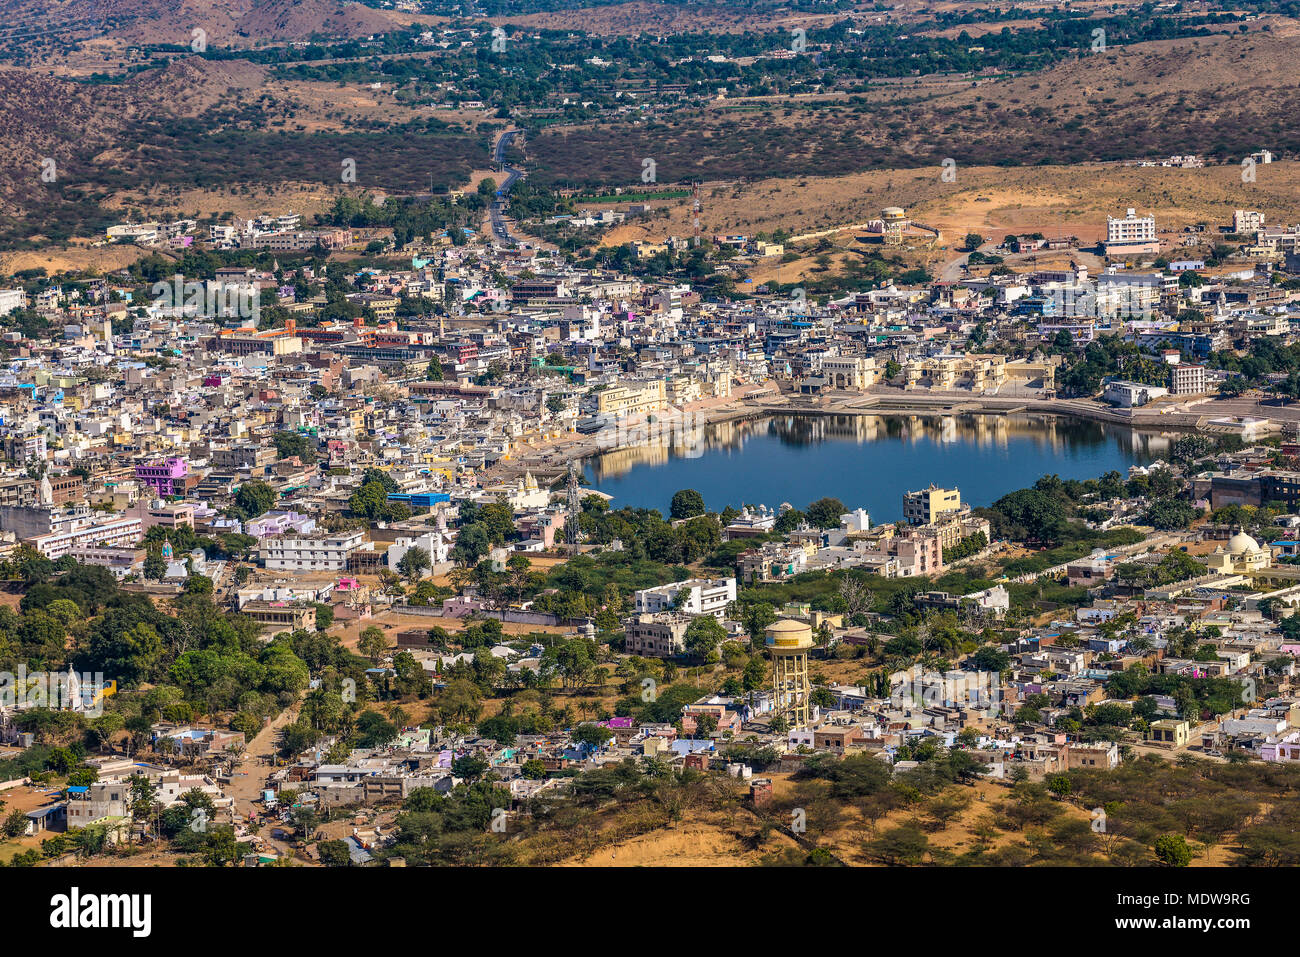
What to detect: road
<box><xmin>490</xmin><ymin>128</ymin><xmax>525</xmax><ymax>245</ymax></box>
<box><xmin>225</xmin><ymin>703</ymin><xmax>304</xmax><ymax>861</ymax></box>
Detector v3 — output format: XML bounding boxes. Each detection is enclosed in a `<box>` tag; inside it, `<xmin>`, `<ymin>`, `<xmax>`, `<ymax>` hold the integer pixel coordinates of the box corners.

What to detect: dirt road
<box><xmin>226</xmin><ymin>704</ymin><xmax>304</xmax><ymax>861</ymax></box>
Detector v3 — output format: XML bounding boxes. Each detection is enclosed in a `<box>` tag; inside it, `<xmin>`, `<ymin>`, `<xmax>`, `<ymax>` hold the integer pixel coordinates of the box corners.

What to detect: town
<box><xmin>0</xmin><ymin>0</ymin><xmax>1296</xmax><ymax>893</ymax></box>
<box><xmin>4</xmin><ymin>183</ymin><xmax>1300</xmax><ymax>870</ymax></box>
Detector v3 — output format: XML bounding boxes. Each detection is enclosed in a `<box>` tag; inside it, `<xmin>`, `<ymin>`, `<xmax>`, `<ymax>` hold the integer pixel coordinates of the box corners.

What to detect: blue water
<box><xmin>584</xmin><ymin>413</ymin><xmax>1167</xmax><ymax>522</ymax></box>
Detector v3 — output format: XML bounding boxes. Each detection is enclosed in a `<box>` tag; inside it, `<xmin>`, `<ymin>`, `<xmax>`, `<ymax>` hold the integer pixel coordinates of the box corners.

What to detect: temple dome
<box><xmin>1227</xmin><ymin>532</ymin><xmax>1260</xmax><ymax>555</ymax></box>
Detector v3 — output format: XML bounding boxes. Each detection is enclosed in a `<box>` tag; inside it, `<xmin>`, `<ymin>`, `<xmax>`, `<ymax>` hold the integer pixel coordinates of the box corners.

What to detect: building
<box><xmin>1104</xmin><ymin>380</ymin><xmax>1168</xmax><ymax>408</ymax></box>
<box><xmin>818</xmin><ymin>356</ymin><xmax>880</xmax><ymax>390</ymax></box>
<box><xmin>1105</xmin><ymin>208</ymin><xmax>1159</xmax><ymax>256</ymax></box>
<box><xmin>1066</xmin><ymin>549</ymin><xmax>1115</xmax><ymax>588</ymax></box>
<box><xmin>1233</xmin><ymin>209</ymin><xmax>1264</xmax><ymax>235</ymax></box>
<box><xmin>241</xmin><ymin>601</ymin><xmax>317</xmax><ymax>631</ymax></box>
<box><xmin>881</xmin><ymin>206</ymin><xmax>908</xmax><ymax>246</ymax></box>
<box><xmin>595</xmin><ymin>379</ymin><xmax>667</xmax><ymax>418</ymax></box>
<box><xmin>1170</xmin><ymin>363</ymin><xmax>1206</xmax><ymax>396</ymax></box>
<box><xmin>29</xmin><ymin>516</ymin><xmax>143</xmax><ymax>559</ymax></box>
<box><xmin>766</xmin><ymin>619</ymin><xmax>813</xmax><ymax>729</ymax></box>
<box><xmin>633</xmin><ymin>577</ymin><xmax>736</xmax><ymax>618</ymax></box>
<box><xmin>623</xmin><ymin>612</ymin><xmax>692</xmax><ymax>657</ymax></box>
<box><xmin>65</xmin><ymin>781</ymin><xmax>129</xmax><ymax>830</ymax></box>
<box><xmin>903</xmin><ymin>485</ymin><xmax>961</xmax><ymax>525</ymax></box>
<box><xmin>260</xmin><ymin>530</ymin><xmax>366</xmax><ymax>571</ymax></box>
<box><xmin>135</xmin><ymin>458</ymin><xmax>188</xmax><ymax>497</ymax></box>
<box><xmin>1205</xmin><ymin>531</ymin><xmax>1271</xmax><ymax>575</ymax></box>
<box><xmin>0</xmin><ymin>288</ymin><xmax>28</xmax><ymax>316</ymax></box>
<box><xmin>1148</xmin><ymin>719</ymin><xmax>1191</xmax><ymax>748</ymax></box>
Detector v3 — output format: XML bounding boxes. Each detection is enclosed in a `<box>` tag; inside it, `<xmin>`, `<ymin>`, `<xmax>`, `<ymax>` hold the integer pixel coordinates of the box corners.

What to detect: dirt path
<box><xmin>227</xmin><ymin>703</ymin><xmax>304</xmax><ymax>861</ymax></box>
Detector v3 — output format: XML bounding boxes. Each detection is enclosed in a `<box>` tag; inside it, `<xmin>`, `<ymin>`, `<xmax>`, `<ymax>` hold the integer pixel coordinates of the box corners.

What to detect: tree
<box><xmin>1170</xmin><ymin>434</ymin><xmax>1213</xmax><ymax>469</ymax></box>
<box><xmin>774</xmin><ymin>508</ymin><xmax>805</xmax><ymax>533</ymax></box>
<box><xmin>452</xmin><ymin>524</ymin><xmax>490</xmax><ymax>567</ymax></box>
<box><xmin>273</xmin><ymin>431</ymin><xmax>316</xmax><ymax>464</ymax></box>
<box><xmin>233</xmin><ymin>481</ymin><xmax>277</xmax><ymax>519</ymax></box>
<box><xmin>396</xmin><ymin>546</ymin><xmax>432</xmax><ymax>582</ymax></box>
<box><xmin>969</xmin><ymin>646</ymin><xmax>1010</xmax><ymax>672</ymax></box>
<box><xmin>359</xmin><ymin>626</ymin><xmax>388</xmax><ymax>662</ymax></box>
<box><xmin>864</xmin><ymin>823</ymin><xmax>929</xmax><ymax>865</ymax></box>
<box><xmin>317</xmin><ymin>839</ymin><xmax>352</xmax><ymax>866</ymax></box>
<box><xmin>740</xmin><ymin>602</ymin><xmax>777</xmax><ymax>642</ymax></box>
<box><xmin>143</xmin><ymin>548</ymin><xmax>167</xmax><ymax>581</ymax></box>
<box><xmin>478</xmin><ymin>503</ymin><xmax>516</xmax><ymax>544</ymax></box>
<box><xmin>806</xmin><ymin>497</ymin><xmax>848</xmax><ymax>529</ymax></box>
<box><xmin>313</xmin><ymin>603</ymin><xmax>334</xmax><ymax>631</ymax></box>
<box><xmin>2</xmin><ymin>809</ymin><xmax>26</xmax><ymax>837</ymax></box>
<box><xmin>1153</xmin><ymin>833</ymin><xmax>1192</xmax><ymax>867</ymax></box>
<box><xmin>670</xmin><ymin>489</ymin><xmax>706</xmax><ymax>520</ymax></box>
<box><xmin>683</xmin><ymin>615</ymin><xmax>727</xmax><ymax>660</ymax></box>
<box><xmin>1142</xmin><ymin>498</ymin><xmax>1195</xmax><ymax>531</ymax></box>
<box><xmin>571</xmin><ymin>723</ymin><xmax>612</xmax><ymax>750</ymax></box>
<box><xmin>452</xmin><ymin>753</ymin><xmax>490</xmax><ymax>780</ymax></box>
<box><xmin>963</xmin><ymin>233</ymin><xmax>985</xmax><ymax>252</ymax></box>
<box><xmin>425</xmin><ymin>356</ymin><xmax>444</xmax><ymax>381</ymax></box>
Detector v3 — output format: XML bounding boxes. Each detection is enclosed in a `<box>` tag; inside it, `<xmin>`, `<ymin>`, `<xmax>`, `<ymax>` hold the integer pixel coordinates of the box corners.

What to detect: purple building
<box><xmin>136</xmin><ymin>457</ymin><xmax>188</xmax><ymax>497</ymax></box>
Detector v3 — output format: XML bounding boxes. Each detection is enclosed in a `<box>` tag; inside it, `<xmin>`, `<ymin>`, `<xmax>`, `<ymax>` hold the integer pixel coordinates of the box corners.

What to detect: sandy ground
<box><xmin>559</xmin><ymin>810</ymin><xmax>801</xmax><ymax>866</ymax></box>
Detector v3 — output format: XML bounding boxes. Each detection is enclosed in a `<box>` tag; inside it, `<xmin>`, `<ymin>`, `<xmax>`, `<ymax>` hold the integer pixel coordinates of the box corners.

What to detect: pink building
<box><xmin>1260</xmin><ymin>731</ymin><xmax>1300</xmax><ymax>762</ymax></box>
<box><xmin>135</xmin><ymin>457</ymin><xmax>188</xmax><ymax>497</ymax></box>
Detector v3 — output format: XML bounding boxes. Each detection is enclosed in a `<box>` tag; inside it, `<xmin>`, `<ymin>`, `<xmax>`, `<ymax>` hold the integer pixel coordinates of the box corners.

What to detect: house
<box><xmin>1148</xmin><ymin>718</ymin><xmax>1190</xmax><ymax>748</ymax></box>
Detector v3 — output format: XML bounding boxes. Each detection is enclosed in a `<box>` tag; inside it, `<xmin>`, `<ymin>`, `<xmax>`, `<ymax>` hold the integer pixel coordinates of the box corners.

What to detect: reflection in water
<box><xmin>585</xmin><ymin>413</ymin><xmax>1169</xmax><ymax>519</ymax></box>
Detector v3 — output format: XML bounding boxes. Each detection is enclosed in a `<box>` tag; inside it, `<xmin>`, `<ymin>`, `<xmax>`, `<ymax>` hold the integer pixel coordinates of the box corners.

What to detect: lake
<box><xmin>583</xmin><ymin>413</ymin><xmax>1169</xmax><ymax>521</ymax></box>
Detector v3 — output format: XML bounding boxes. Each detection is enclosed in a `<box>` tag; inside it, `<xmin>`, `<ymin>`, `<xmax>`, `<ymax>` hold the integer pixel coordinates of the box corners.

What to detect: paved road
<box><xmin>490</xmin><ymin>128</ymin><xmax>525</xmax><ymax>245</ymax></box>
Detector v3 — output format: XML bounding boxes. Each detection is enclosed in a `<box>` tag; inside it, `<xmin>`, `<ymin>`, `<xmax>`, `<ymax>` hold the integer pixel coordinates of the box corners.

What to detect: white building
<box><xmin>1170</xmin><ymin>363</ymin><xmax>1206</xmax><ymax>396</ymax></box>
<box><xmin>634</xmin><ymin>577</ymin><xmax>737</xmax><ymax>618</ymax></box>
<box><xmin>840</xmin><ymin>508</ymin><xmax>871</xmax><ymax>533</ymax></box>
<box><xmin>261</xmin><ymin>530</ymin><xmax>366</xmax><ymax>571</ymax></box>
<box><xmin>1105</xmin><ymin>208</ymin><xmax>1159</xmax><ymax>255</ymax></box>
<box><xmin>0</xmin><ymin>289</ymin><xmax>27</xmax><ymax>317</ymax></box>
<box><xmin>1233</xmin><ymin>209</ymin><xmax>1264</xmax><ymax>235</ymax></box>
<box><xmin>1104</xmin><ymin>380</ymin><xmax>1168</xmax><ymax>408</ymax></box>
<box><xmin>387</xmin><ymin>531</ymin><xmax>451</xmax><ymax>570</ymax></box>
<box><xmin>30</xmin><ymin>516</ymin><xmax>143</xmax><ymax>559</ymax></box>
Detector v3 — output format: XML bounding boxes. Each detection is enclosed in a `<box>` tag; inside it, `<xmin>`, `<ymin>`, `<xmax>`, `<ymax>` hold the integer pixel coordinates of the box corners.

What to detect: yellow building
<box><xmin>903</xmin><ymin>484</ymin><xmax>961</xmax><ymax>525</ymax></box>
<box><xmin>766</xmin><ymin>619</ymin><xmax>814</xmax><ymax>729</ymax></box>
<box><xmin>1148</xmin><ymin>719</ymin><xmax>1191</xmax><ymax>748</ymax></box>
<box><xmin>595</xmin><ymin>379</ymin><xmax>667</xmax><ymax>417</ymax></box>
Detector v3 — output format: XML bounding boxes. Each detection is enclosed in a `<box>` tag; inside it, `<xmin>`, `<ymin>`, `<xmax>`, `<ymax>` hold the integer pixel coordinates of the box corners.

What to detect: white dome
<box><xmin>1227</xmin><ymin>532</ymin><xmax>1260</xmax><ymax>555</ymax></box>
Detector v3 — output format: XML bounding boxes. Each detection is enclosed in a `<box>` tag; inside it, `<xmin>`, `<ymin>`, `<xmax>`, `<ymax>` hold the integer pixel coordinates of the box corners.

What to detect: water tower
<box><xmin>881</xmin><ymin>206</ymin><xmax>908</xmax><ymax>246</ymax></box>
<box><xmin>765</xmin><ymin>619</ymin><xmax>814</xmax><ymax>729</ymax></box>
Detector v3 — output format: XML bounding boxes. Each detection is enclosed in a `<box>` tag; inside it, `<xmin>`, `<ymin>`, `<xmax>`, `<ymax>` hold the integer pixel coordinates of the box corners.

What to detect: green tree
<box><xmin>317</xmin><ymin>839</ymin><xmax>352</xmax><ymax>866</ymax></box>
<box><xmin>683</xmin><ymin>615</ymin><xmax>727</xmax><ymax>661</ymax></box>
<box><xmin>359</xmin><ymin>626</ymin><xmax>388</xmax><ymax>662</ymax></box>
<box><xmin>1153</xmin><ymin>833</ymin><xmax>1192</xmax><ymax>867</ymax></box>
<box><xmin>397</xmin><ymin>546</ymin><xmax>432</xmax><ymax>582</ymax></box>
<box><xmin>143</xmin><ymin>548</ymin><xmax>167</xmax><ymax>581</ymax></box>
<box><xmin>806</xmin><ymin>497</ymin><xmax>848</xmax><ymax>529</ymax></box>
<box><xmin>670</xmin><ymin>489</ymin><xmax>706</xmax><ymax>520</ymax></box>
<box><xmin>233</xmin><ymin>481</ymin><xmax>277</xmax><ymax>519</ymax></box>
